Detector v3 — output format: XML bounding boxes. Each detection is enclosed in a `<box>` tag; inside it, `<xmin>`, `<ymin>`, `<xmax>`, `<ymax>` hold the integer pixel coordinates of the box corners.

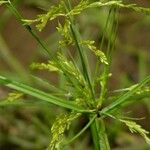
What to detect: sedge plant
<box><xmin>0</xmin><ymin>0</ymin><xmax>150</xmax><ymax>149</ymax></box>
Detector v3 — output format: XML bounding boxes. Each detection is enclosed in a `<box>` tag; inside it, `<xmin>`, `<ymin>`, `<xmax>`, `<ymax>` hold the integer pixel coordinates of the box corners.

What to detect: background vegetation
<box><xmin>0</xmin><ymin>0</ymin><xmax>150</xmax><ymax>149</ymax></box>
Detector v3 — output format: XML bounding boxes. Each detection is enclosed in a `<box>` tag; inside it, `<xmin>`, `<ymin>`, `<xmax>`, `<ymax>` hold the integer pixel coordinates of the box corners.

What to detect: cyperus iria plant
<box><xmin>0</xmin><ymin>0</ymin><xmax>150</xmax><ymax>149</ymax></box>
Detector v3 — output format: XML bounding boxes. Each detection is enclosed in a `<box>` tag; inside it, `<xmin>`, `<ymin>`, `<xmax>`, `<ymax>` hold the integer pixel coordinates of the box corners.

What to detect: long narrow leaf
<box><xmin>64</xmin><ymin>114</ymin><xmax>97</xmax><ymax>145</ymax></box>
<box><xmin>0</xmin><ymin>76</ymin><xmax>93</xmax><ymax>113</ymax></box>
<box><xmin>101</xmin><ymin>75</ymin><xmax>150</xmax><ymax>114</ymax></box>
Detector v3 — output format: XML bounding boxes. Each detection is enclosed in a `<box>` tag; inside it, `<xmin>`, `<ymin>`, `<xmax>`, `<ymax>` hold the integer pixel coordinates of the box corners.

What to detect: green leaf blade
<box><xmin>101</xmin><ymin>75</ymin><xmax>150</xmax><ymax>114</ymax></box>
<box><xmin>0</xmin><ymin>76</ymin><xmax>92</xmax><ymax>113</ymax></box>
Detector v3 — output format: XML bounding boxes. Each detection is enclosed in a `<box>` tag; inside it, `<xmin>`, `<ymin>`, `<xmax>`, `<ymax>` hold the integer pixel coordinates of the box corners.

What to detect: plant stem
<box><xmin>99</xmin><ymin>119</ymin><xmax>110</xmax><ymax>150</ymax></box>
<box><xmin>64</xmin><ymin>1</ymin><xmax>95</xmax><ymax>102</ymax></box>
<box><xmin>91</xmin><ymin>118</ymin><xmax>101</xmax><ymax>150</ymax></box>
<box><xmin>6</xmin><ymin>1</ymin><xmax>52</xmax><ymax>58</ymax></box>
<box><xmin>65</xmin><ymin>1</ymin><xmax>101</xmax><ymax>149</ymax></box>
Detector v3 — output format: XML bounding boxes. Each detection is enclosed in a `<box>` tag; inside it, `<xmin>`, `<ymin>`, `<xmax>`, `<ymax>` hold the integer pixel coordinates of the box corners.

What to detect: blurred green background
<box><xmin>0</xmin><ymin>0</ymin><xmax>150</xmax><ymax>149</ymax></box>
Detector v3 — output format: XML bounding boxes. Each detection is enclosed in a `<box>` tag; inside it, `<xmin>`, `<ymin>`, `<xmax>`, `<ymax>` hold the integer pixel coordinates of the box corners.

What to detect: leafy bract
<box><xmin>0</xmin><ymin>76</ymin><xmax>92</xmax><ymax>113</ymax></box>
<box><xmin>101</xmin><ymin>75</ymin><xmax>150</xmax><ymax>114</ymax></box>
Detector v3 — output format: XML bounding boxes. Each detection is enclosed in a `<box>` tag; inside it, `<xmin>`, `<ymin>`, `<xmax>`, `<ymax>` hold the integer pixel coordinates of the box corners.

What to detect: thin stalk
<box><xmin>64</xmin><ymin>114</ymin><xmax>97</xmax><ymax>145</ymax></box>
<box><xmin>70</xmin><ymin>25</ymin><xmax>95</xmax><ymax>100</ymax></box>
<box><xmin>98</xmin><ymin>7</ymin><xmax>118</xmax><ymax>107</ymax></box>
<box><xmin>65</xmin><ymin>2</ymin><xmax>100</xmax><ymax>149</ymax></box>
<box><xmin>0</xmin><ymin>0</ymin><xmax>21</xmax><ymax>31</ymax></box>
<box><xmin>6</xmin><ymin>1</ymin><xmax>52</xmax><ymax>58</ymax></box>
<box><xmin>100</xmin><ymin>8</ymin><xmax>113</xmax><ymax>51</ymax></box>
<box><xmin>65</xmin><ymin>0</ymin><xmax>95</xmax><ymax>102</ymax></box>
<box><xmin>94</xmin><ymin>8</ymin><xmax>112</xmax><ymax>82</ymax></box>
<box><xmin>95</xmin><ymin>7</ymin><xmax>118</xmax><ymax>150</ymax></box>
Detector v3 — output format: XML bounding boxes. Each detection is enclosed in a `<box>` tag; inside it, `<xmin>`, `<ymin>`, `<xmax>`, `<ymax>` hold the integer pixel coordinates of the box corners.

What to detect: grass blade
<box><xmin>101</xmin><ymin>75</ymin><xmax>150</xmax><ymax>114</ymax></box>
<box><xmin>0</xmin><ymin>76</ymin><xmax>93</xmax><ymax>113</ymax></box>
